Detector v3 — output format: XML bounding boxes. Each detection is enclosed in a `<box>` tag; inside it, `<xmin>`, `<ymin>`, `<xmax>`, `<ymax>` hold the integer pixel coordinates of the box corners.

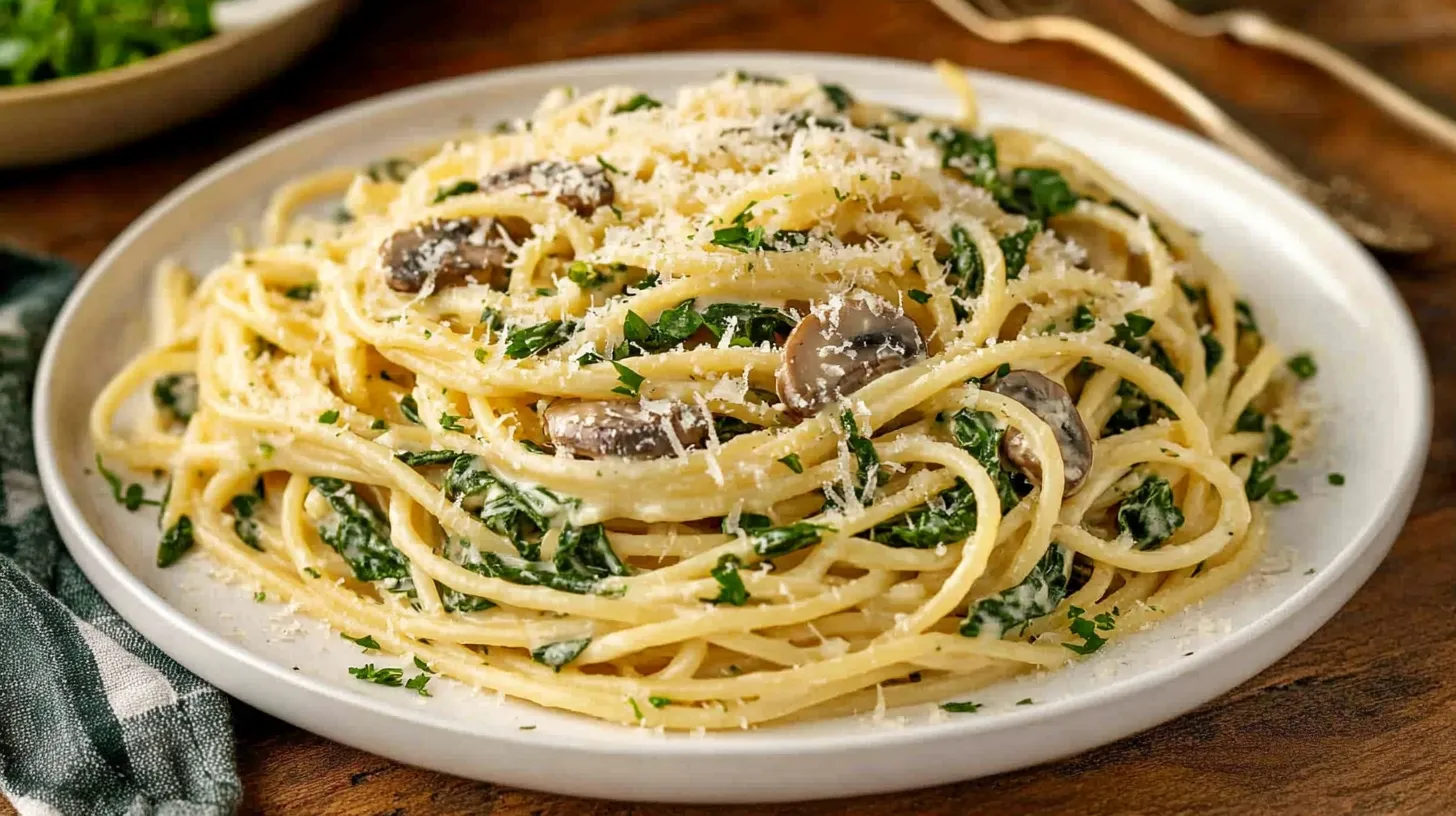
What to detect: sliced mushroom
<box><xmin>991</xmin><ymin>370</ymin><xmax>1094</xmax><ymax>495</ymax></box>
<box><xmin>479</xmin><ymin>160</ymin><xmax>614</xmax><ymax>218</ymax></box>
<box><xmin>776</xmin><ymin>295</ymin><xmax>926</xmax><ymax>418</ymax></box>
<box><xmin>381</xmin><ymin>216</ymin><xmax>512</xmax><ymax>293</ymax></box>
<box><xmin>543</xmin><ymin>400</ymin><xmax>708</xmax><ymax>459</ymax></box>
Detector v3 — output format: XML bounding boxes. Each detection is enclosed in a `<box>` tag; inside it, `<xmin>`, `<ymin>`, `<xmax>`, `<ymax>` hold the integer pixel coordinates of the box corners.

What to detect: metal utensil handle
<box><xmin>930</xmin><ymin>0</ymin><xmax>1308</xmax><ymax>188</ymax></box>
<box><xmin>1130</xmin><ymin>0</ymin><xmax>1456</xmax><ymax>155</ymax></box>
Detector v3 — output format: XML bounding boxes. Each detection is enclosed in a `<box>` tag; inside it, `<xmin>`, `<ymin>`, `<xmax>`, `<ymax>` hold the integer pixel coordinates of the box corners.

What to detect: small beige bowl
<box><xmin>0</xmin><ymin>0</ymin><xmax>352</xmax><ymax>168</ymax></box>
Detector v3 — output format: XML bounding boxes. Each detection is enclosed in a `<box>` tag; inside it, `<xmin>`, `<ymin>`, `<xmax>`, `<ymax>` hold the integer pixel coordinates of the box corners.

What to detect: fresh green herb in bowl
<box><xmin>0</xmin><ymin>0</ymin><xmax>216</xmax><ymax>86</ymax></box>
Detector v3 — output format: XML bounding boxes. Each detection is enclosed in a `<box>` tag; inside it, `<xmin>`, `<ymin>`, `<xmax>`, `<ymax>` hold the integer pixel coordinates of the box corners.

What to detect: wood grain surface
<box><xmin>3</xmin><ymin>1</ymin><xmax>1454</xmax><ymax>813</ymax></box>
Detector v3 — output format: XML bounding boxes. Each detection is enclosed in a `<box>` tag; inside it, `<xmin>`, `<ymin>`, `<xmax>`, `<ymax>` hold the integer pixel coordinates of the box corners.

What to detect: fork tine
<box><xmin>930</xmin><ymin>0</ymin><xmax>1022</xmax><ymax>40</ymax></box>
<box><xmin>970</xmin><ymin>0</ymin><xmax>1018</xmax><ymax>19</ymax></box>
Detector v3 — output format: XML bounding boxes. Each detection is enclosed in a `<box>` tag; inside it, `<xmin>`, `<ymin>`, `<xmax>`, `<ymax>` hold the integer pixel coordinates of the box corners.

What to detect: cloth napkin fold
<box><xmin>0</xmin><ymin>249</ymin><xmax>241</xmax><ymax>816</ymax></box>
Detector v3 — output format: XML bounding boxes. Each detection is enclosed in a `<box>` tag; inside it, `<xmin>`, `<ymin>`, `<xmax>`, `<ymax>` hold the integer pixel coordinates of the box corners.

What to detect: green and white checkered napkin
<box><xmin>0</xmin><ymin>249</ymin><xmax>241</xmax><ymax>816</ymax></box>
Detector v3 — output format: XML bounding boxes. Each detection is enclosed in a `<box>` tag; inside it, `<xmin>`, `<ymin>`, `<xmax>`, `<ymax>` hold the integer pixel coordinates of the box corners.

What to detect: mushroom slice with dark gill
<box><xmin>479</xmin><ymin>161</ymin><xmax>614</xmax><ymax>218</ymax></box>
<box><xmin>543</xmin><ymin>400</ymin><xmax>708</xmax><ymax>459</ymax></box>
<box><xmin>776</xmin><ymin>295</ymin><xmax>926</xmax><ymax>419</ymax></box>
<box><xmin>381</xmin><ymin>216</ymin><xmax>512</xmax><ymax>293</ymax></box>
<box><xmin>991</xmin><ymin>370</ymin><xmax>1094</xmax><ymax>496</ymax></box>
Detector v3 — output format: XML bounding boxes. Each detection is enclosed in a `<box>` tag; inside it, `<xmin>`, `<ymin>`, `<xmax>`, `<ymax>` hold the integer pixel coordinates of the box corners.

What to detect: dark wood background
<box><xmin>3</xmin><ymin>1</ymin><xmax>1454</xmax><ymax>813</ymax></box>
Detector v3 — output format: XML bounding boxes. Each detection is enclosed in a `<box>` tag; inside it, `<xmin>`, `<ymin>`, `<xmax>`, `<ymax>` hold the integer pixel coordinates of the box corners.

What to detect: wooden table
<box><xmin>4</xmin><ymin>1</ymin><xmax>1454</xmax><ymax>813</ymax></box>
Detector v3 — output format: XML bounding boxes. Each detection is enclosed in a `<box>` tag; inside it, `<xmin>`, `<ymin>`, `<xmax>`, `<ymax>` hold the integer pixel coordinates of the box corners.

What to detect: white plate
<box><xmin>34</xmin><ymin>52</ymin><xmax>1430</xmax><ymax>803</ymax></box>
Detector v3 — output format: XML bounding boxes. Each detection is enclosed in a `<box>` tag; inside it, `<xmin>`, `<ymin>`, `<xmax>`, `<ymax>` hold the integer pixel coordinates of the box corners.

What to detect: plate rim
<box><xmin>33</xmin><ymin>49</ymin><xmax>1433</xmax><ymax>766</ymax></box>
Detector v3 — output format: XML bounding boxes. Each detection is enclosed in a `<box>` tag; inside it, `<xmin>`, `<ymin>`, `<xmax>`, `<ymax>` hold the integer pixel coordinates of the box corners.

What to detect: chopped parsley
<box><xmin>348</xmin><ymin>664</ymin><xmax>404</xmax><ymax>687</ymax></box>
<box><xmin>1103</xmin><ymin>380</ymin><xmax>1173</xmax><ymax>435</ymax></box>
<box><xmin>1245</xmin><ymin>424</ymin><xmax>1294</xmax><ymax>501</ymax></box>
<box><xmin>929</xmin><ymin>126</ymin><xmax>998</xmax><ymax>187</ymax></box>
<box><xmin>723</xmin><ymin>513</ymin><xmax>772</xmax><ymax>535</ymax></box>
<box><xmin>1111</xmin><ymin>312</ymin><xmax>1155</xmax><ymax>348</ymax></box>
<box><xmin>998</xmin><ymin>168</ymin><xmax>1079</xmax><ymax>221</ymax></box>
<box><xmin>1201</xmin><ymin>333</ymin><xmax>1224</xmax><ymax>374</ymax></box>
<box><xmin>442</xmin><ymin>456</ymin><xmax>575</xmax><ymax>561</ymax></box>
<box><xmin>703</xmin><ymin>554</ymin><xmax>750</xmax><ymax>606</ymax></box>
<box><xmin>399</xmin><ymin>395</ymin><xmax>422</xmax><ymax>425</ymax></box>
<box><xmin>939</xmin><ymin>701</ymin><xmax>982</xmax><ymax>713</ymax></box>
<box><xmin>431</xmin><ymin>180</ymin><xmax>480</xmax><ymax>203</ymax></box>
<box><xmin>230</xmin><ymin>483</ymin><xmax>263</xmax><ymax>550</ymax></box>
<box><xmin>309</xmin><ymin>477</ymin><xmax>413</xmax><ymax>591</ymax></box>
<box><xmin>830</xmin><ymin>411</ymin><xmax>885</xmax><ymax>508</ymax></box>
<box><xmin>1287</xmin><ymin>353</ymin><xmax>1317</xmax><ymax>380</ymax></box>
<box><xmin>1072</xmin><ymin>304</ymin><xmax>1096</xmax><ymax>332</ymax></box>
<box><xmin>152</xmin><ymin>373</ymin><xmax>198</xmax><ymax>424</ymax></box>
<box><xmin>405</xmin><ymin>673</ymin><xmax>432</xmax><ymax>697</ymax></box>
<box><xmin>365</xmin><ymin>157</ymin><xmax>416</xmax><ymax>183</ymax></box>
<box><xmin>745</xmin><ymin>521</ymin><xmax>831</xmax><ymax>558</ymax></box>
<box><xmin>961</xmin><ymin>544</ymin><xmax>1068</xmax><ymax>637</ymax></box>
<box><xmin>712</xmin><ymin>416</ymin><xmax>761</xmax><ymax>442</ymax></box>
<box><xmin>613</xmin><ymin>93</ymin><xmax>662</xmax><ymax>113</ymax></box>
<box><xmin>710</xmin><ymin>202</ymin><xmax>765</xmax><ymax>252</ymax></box>
<box><xmin>480</xmin><ymin>307</ymin><xmax>505</xmax><ymax>331</ymax></box>
<box><xmin>451</xmin><ymin>548</ymin><xmax>601</xmax><ymax>596</ymax></box>
<box><xmin>649</xmin><ymin>696</ymin><xmax>671</xmax><ymax>709</ymax></box>
<box><xmin>778</xmin><ymin>453</ymin><xmax>803</xmax><ymax>473</ymax></box>
<box><xmin>1107</xmin><ymin>311</ymin><xmax>1184</xmax><ymax>386</ymax></box>
<box><xmin>821</xmin><ymin>83</ymin><xmax>854</xmax><ymax>111</ymax></box>
<box><xmin>1234</xmin><ymin>407</ymin><xmax>1265</xmax><ymax>433</ymax></box>
<box><xmin>504</xmin><ymin>320</ymin><xmax>579</xmax><ymax>359</ymax></box>
<box><xmin>997</xmin><ymin>221</ymin><xmax>1040</xmax><ymax>279</ymax></box>
<box><xmin>554</xmin><ymin>522</ymin><xmax>630</xmax><ymax>581</ymax></box>
<box><xmin>908</xmin><ymin>289</ymin><xmax>932</xmax><ymax>304</ymax></box>
<box><xmin>341</xmin><ymin>633</ymin><xmax>381</xmax><ymax>650</ymax></box>
<box><xmin>1062</xmin><ymin>605</ymin><xmax>1116</xmax><ymax>655</ymax></box>
<box><xmin>156</xmin><ymin>516</ymin><xmax>194</xmax><ymax>568</ymax></box>
<box><xmin>566</xmin><ymin>260</ymin><xmax>619</xmax><ymax>290</ymax></box>
<box><xmin>610</xmin><ymin>361</ymin><xmax>644</xmax><ymax>397</ymax></box>
<box><xmin>1235</xmin><ymin>299</ymin><xmax>1258</xmax><ymax>334</ymax></box>
<box><xmin>318</xmin><ymin>409</ymin><xmax>339</xmax><ymax>424</ymax></box>
<box><xmin>622</xmin><ymin>301</ymin><xmax>701</xmax><ymax>355</ymax></box>
<box><xmin>96</xmin><ymin>454</ymin><xmax>160</xmax><ymax>512</ymax></box>
<box><xmin>731</xmin><ymin>70</ymin><xmax>785</xmax><ymax>85</ymax></box>
<box><xmin>868</xmin><ymin>477</ymin><xmax>977</xmax><ymax>550</ymax></box>
<box><xmin>943</xmin><ymin>224</ymin><xmax>985</xmax><ymax>319</ymax></box>
<box><xmin>395</xmin><ymin>449</ymin><xmax>465</xmax><ymax>467</ymax></box>
<box><xmin>438</xmin><ymin>413</ymin><xmax>465</xmax><ymax>432</ymax></box>
<box><xmin>1116</xmin><ymin>475</ymin><xmax>1185</xmax><ymax>550</ymax></box>
<box><xmin>700</xmin><ymin>302</ymin><xmax>795</xmax><ymax>347</ymax></box>
<box><xmin>1328</xmin><ymin>473</ymin><xmax>1346</xmax><ymax>486</ymax></box>
<box><xmin>949</xmin><ymin>409</ymin><xmax>1023</xmax><ymax>511</ymax></box>
<box><xmin>531</xmin><ymin>638</ymin><xmax>591</xmax><ymax>671</ymax></box>
<box><xmin>283</xmin><ymin>283</ymin><xmax>317</xmax><ymax>301</ymax></box>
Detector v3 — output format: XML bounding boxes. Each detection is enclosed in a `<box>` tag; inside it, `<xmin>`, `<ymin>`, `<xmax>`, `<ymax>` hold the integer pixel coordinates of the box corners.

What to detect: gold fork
<box><xmin>1130</xmin><ymin>0</ymin><xmax>1456</xmax><ymax>155</ymax></box>
<box><xmin>927</xmin><ymin>0</ymin><xmax>1435</xmax><ymax>254</ymax></box>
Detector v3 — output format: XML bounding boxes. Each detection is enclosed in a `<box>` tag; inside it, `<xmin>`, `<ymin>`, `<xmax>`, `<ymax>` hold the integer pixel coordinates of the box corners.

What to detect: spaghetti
<box><xmin>91</xmin><ymin>63</ymin><xmax>1309</xmax><ymax>729</ymax></box>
